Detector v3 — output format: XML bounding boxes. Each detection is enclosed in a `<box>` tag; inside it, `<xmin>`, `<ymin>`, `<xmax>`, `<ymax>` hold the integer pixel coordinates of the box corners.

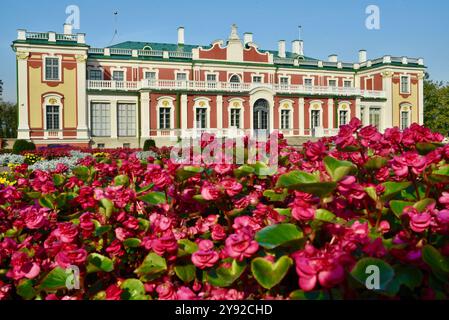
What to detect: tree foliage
<box><xmin>0</xmin><ymin>102</ymin><xmax>18</xmax><ymax>139</ymax></box>
<box><xmin>424</xmin><ymin>75</ymin><xmax>449</xmax><ymax>135</ymax></box>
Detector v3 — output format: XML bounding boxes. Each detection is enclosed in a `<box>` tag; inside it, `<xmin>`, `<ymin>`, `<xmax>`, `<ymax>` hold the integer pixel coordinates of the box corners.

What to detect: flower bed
<box><xmin>0</xmin><ymin>120</ymin><xmax>449</xmax><ymax>300</ymax></box>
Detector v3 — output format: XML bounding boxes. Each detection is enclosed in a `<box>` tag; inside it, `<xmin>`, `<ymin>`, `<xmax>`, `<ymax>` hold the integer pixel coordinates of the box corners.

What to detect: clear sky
<box><xmin>0</xmin><ymin>0</ymin><xmax>448</xmax><ymax>102</ymax></box>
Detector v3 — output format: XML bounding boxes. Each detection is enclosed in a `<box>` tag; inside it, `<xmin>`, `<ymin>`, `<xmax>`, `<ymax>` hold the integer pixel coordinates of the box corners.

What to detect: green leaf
<box><xmin>274</xmin><ymin>208</ymin><xmax>292</xmax><ymax>217</ymax></box>
<box><xmin>252</xmin><ymin>162</ymin><xmax>277</xmax><ymax>176</ymax></box>
<box><xmin>86</xmin><ymin>253</ymin><xmax>114</xmax><ymax>273</ymax></box>
<box><xmin>416</xmin><ymin>142</ymin><xmax>444</xmax><ymax>155</ymax></box>
<box><xmin>99</xmin><ymin>198</ymin><xmax>114</xmax><ymax>219</ymax></box>
<box><xmin>17</xmin><ymin>279</ymin><xmax>37</xmax><ymax>300</ymax></box>
<box><xmin>263</xmin><ymin>189</ymin><xmax>288</xmax><ymax>202</ymax></box>
<box><xmin>314</xmin><ymin>209</ymin><xmax>343</xmax><ymax>224</ymax></box>
<box><xmin>176</xmin><ymin>166</ymin><xmax>204</xmax><ymax>182</ymax></box>
<box><xmin>177</xmin><ymin>239</ymin><xmax>199</xmax><ymax>257</ymax></box>
<box><xmin>123</xmin><ymin>238</ymin><xmax>142</xmax><ymax>248</ymax></box>
<box><xmin>39</xmin><ymin>267</ymin><xmax>70</xmax><ymax>291</ymax></box>
<box><xmin>139</xmin><ymin>192</ymin><xmax>167</xmax><ymax>206</ymax></box>
<box><xmin>364</xmin><ymin>156</ymin><xmax>388</xmax><ymax>170</ymax></box>
<box><xmin>206</xmin><ymin>259</ymin><xmax>246</xmax><ymax>287</ymax></box>
<box><xmin>134</xmin><ymin>252</ymin><xmax>167</xmax><ymax>276</ymax></box>
<box><xmin>72</xmin><ymin>166</ymin><xmax>89</xmax><ymax>180</ymax></box>
<box><xmin>174</xmin><ymin>264</ymin><xmax>196</xmax><ymax>283</ymax></box>
<box><xmin>120</xmin><ymin>279</ymin><xmax>147</xmax><ymax>300</ymax></box>
<box><xmin>52</xmin><ymin>174</ymin><xmax>65</xmax><ymax>187</ymax></box>
<box><xmin>234</xmin><ymin>165</ymin><xmax>255</xmax><ymax>178</ymax></box>
<box><xmin>390</xmin><ymin>200</ymin><xmax>414</xmax><ymax>218</ymax></box>
<box><xmin>364</xmin><ymin>187</ymin><xmax>378</xmax><ymax>202</ymax></box>
<box><xmin>350</xmin><ymin>258</ymin><xmax>395</xmax><ymax>291</ymax></box>
<box><xmin>289</xmin><ymin>290</ymin><xmax>329</xmax><ymax>300</ymax></box>
<box><xmin>94</xmin><ymin>225</ymin><xmax>112</xmax><ymax>237</ymax></box>
<box><xmin>276</xmin><ymin>170</ymin><xmax>318</xmax><ymax>188</ymax></box>
<box><xmin>413</xmin><ymin>198</ymin><xmax>436</xmax><ymax>212</ymax></box>
<box><xmin>381</xmin><ymin>182</ymin><xmax>412</xmax><ymax>201</ymax></box>
<box><xmin>114</xmin><ymin>175</ymin><xmax>130</xmax><ymax>186</ymax></box>
<box><xmin>385</xmin><ymin>265</ymin><xmax>423</xmax><ymax>295</ymax></box>
<box><xmin>39</xmin><ymin>195</ymin><xmax>55</xmax><ymax>210</ymax></box>
<box><xmin>430</xmin><ymin>166</ymin><xmax>449</xmax><ymax>183</ymax></box>
<box><xmin>324</xmin><ymin>156</ymin><xmax>356</xmax><ymax>182</ymax></box>
<box><xmin>251</xmin><ymin>256</ymin><xmax>293</xmax><ymax>290</ymax></box>
<box><xmin>422</xmin><ymin>245</ymin><xmax>449</xmax><ymax>282</ymax></box>
<box><xmin>255</xmin><ymin>223</ymin><xmax>303</xmax><ymax>249</ymax></box>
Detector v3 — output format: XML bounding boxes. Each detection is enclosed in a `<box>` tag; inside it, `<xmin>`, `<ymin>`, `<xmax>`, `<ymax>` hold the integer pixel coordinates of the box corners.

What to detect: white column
<box><xmin>418</xmin><ymin>74</ymin><xmax>424</xmax><ymax>125</ymax></box>
<box><xmin>111</xmin><ymin>100</ymin><xmax>118</xmax><ymax>138</ymax></box>
<box><xmin>141</xmin><ymin>91</ymin><xmax>150</xmax><ymax>138</ymax></box>
<box><xmin>355</xmin><ymin>97</ymin><xmax>362</xmax><ymax>120</ymax></box>
<box><xmin>181</xmin><ymin>94</ymin><xmax>188</xmax><ymax>130</ymax></box>
<box><xmin>328</xmin><ymin>98</ymin><xmax>334</xmax><ymax>130</ymax></box>
<box><xmin>364</xmin><ymin>105</ymin><xmax>370</xmax><ymax>127</ymax></box>
<box><xmin>76</xmin><ymin>55</ymin><xmax>89</xmax><ymax>139</ymax></box>
<box><xmin>16</xmin><ymin>51</ymin><xmax>30</xmax><ymax>139</ymax></box>
<box><xmin>299</xmin><ymin>98</ymin><xmax>305</xmax><ymax>136</ymax></box>
<box><xmin>216</xmin><ymin>95</ymin><xmax>223</xmax><ymax>129</ymax></box>
<box><xmin>382</xmin><ymin>72</ymin><xmax>393</xmax><ymax>130</ymax></box>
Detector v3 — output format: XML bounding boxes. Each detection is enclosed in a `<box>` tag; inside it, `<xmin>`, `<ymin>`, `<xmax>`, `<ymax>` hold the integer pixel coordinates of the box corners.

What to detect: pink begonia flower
<box><xmin>152</xmin><ymin>232</ymin><xmax>178</xmax><ymax>256</ymax></box>
<box><xmin>53</xmin><ymin>222</ymin><xmax>79</xmax><ymax>243</ymax></box>
<box><xmin>55</xmin><ymin>246</ymin><xmax>88</xmax><ymax>268</ymax></box>
<box><xmin>220</xmin><ymin>178</ymin><xmax>243</xmax><ymax>197</ymax></box>
<box><xmin>439</xmin><ymin>192</ymin><xmax>449</xmax><ymax>206</ymax></box>
<box><xmin>6</xmin><ymin>252</ymin><xmax>40</xmax><ymax>280</ymax></box>
<box><xmin>211</xmin><ymin>224</ymin><xmax>227</xmax><ymax>241</ymax></box>
<box><xmin>22</xmin><ymin>206</ymin><xmax>47</xmax><ymax>230</ymax></box>
<box><xmin>156</xmin><ymin>282</ymin><xmax>177</xmax><ymax>300</ymax></box>
<box><xmin>214</xmin><ymin>164</ymin><xmax>233</xmax><ymax>175</ymax></box>
<box><xmin>177</xmin><ymin>287</ymin><xmax>198</xmax><ymax>300</ymax></box>
<box><xmin>201</xmin><ymin>183</ymin><xmax>221</xmax><ymax>201</ymax></box>
<box><xmin>192</xmin><ymin>240</ymin><xmax>219</xmax><ymax>269</ymax></box>
<box><xmin>404</xmin><ymin>207</ymin><xmax>431</xmax><ymax>233</ymax></box>
<box><xmin>304</xmin><ymin>141</ymin><xmax>326</xmax><ymax>161</ymax></box>
<box><xmin>291</xmin><ymin>204</ymin><xmax>315</xmax><ymax>221</ymax></box>
<box><xmin>105</xmin><ymin>285</ymin><xmax>123</xmax><ymax>300</ymax></box>
<box><xmin>225</xmin><ymin>232</ymin><xmax>259</xmax><ymax>261</ymax></box>
<box><xmin>391</xmin><ymin>152</ymin><xmax>427</xmax><ymax>178</ymax></box>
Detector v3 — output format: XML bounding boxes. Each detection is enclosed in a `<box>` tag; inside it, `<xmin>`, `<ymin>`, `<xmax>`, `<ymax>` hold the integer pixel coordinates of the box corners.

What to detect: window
<box><xmin>206</xmin><ymin>74</ymin><xmax>217</xmax><ymax>82</ymax></box>
<box><xmin>112</xmin><ymin>71</ymin><xmax>124</xmax><ymax>82</ymax></box>
<box><xmin>400</xmin><ymin>76</ymin><xmax>410</xmax><ymax>93</ymax></box>
<box><xmin>145</xmin><ymin>72</ymin><xmax>157</xmax><ymax>80</ymax></box>
<box><xmin>91</xmin><ymin>103</ymin><xmax>111</xmax><ymax>137</ymax></box>
<box><xmin>159</xmin><ymin>107</ymin><xmax>171</xmax><ymax>129</ymax></box>
<box><xmin>280</xmin><ymin>77</ymin><xmax>289</xmax><ymax>86</ymax></box>
<box><xmin>253</xmin><ymin>76</ymin><xmax>262</xmax><ymax>83</ymax></box>
<box><xmin>369</xmin><ymin>107</ymin><xmax>381</xmax><ymax>130</ymax></box>
<box><xmin>401</xmin><ymin>111</ymin><xmax>410</xmax><ymax>130</ymax></box>
<box><xmin>311</xmin><ymin>110</ymin><xmax>320</xmax><ymax>128</ymax></box>
<box><xmin>339</xmin><ymin>110</ymin><xmax>348</xmax><ymax>126</ymax></box>
<box><xmin>89</xmin><ymin>70</ymin><xmax>103</xmax><ymax>80</ymax></box>
<box><xmin>45</xmin><ymin>57</ymin><xmax>60</xmax><ymax>81</ymax></box>
<box><xmin>46</xmin><ymin>105</ymin><xmax>60</xmax><ymax>130</ymax></box>
<box><xmin>230</xmin><ymin>109</ymin><xmax>241</xmax><ymax>129</ymax></box>
<box><xmin>196</xmin><ymin>108</ymin><xmax>207</xmax><ymax>129</ymax></box>
<box><xmin>344</xmin><ymin>80</ymin><xmax>352</xmax><ymax>88</ymax></box>
<box><xmin>304</xmin><ymin>78</ymin><xmax>313</xmax><ymax>86</ymax></box>
<box><xmin>360</xmin><ymin>107</ymin><xmax>365</xmax><ymax>125</ymax></box>
<box><xmin>329</xmin><ymin>79</ymin><xmax>337</xmax><ymax>87</ymax></box>
<box><xmin>281</xmin><ymin>110</ymin><xmax>290</xmax><ymax>129</ymax></box>
<box><xmin>229</xmin><ymin>75</ymin><xmax>241</xmax><ymax>83</ymax></box>
<box><xmin>118</xmin><ymin>104</ymin><xmax>136</xmax><ymax>137</ymax></box>
<box><xmin>176</xmin><ymin>73</ymin><xmax>187</xmax><ymax>81</ymax></box>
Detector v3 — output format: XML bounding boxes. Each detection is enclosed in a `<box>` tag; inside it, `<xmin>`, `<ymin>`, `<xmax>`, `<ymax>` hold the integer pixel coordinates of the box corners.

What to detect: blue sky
<box><xmin>0</xmin><ymin>0</ymin><xmax>448</xmax><ymax>102</ymax></box>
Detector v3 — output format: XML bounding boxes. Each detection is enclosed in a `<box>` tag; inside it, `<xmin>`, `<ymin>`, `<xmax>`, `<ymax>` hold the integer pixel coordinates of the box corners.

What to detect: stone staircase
<box><xmin>286</xmin><ymin>136</ymin><xmax>321</xmax><ymax>147</ymax></box>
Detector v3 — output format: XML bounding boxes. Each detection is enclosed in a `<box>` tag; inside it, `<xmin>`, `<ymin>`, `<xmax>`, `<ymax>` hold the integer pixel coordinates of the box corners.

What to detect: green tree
<box><xmin>0</xmin><ymin>102</ymin><xmax>18</xmax><ymax>138</ymax></box>
<box><xmin>424</xmin><ymin>74</ymin><xmax>449</xmax><ymax>135</ymax></box>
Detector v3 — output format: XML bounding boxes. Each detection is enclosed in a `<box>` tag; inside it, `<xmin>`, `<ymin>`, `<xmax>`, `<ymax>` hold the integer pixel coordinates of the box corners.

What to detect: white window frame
<box><xmin>304</xmin><ymin>77</ymin><xmax>314</xmax><ymax>87</ymax></box>
<box><xmin>43</xmin><ymin>55</ymin><xmax>62</xmax><ymax>82</ymax></box>
<box><xmin>400</xmin><ymin>103</ymin><xmax>412</xmax><ymax>130</ymax></box>
<box><xmin>369</xmin><ymin>106</ymin><xmax>382</xmax><ymax>130</ymax></box>
<box><xmin>118</xmin><ymin>103</ymin><xmax>137</xmax><ymax>137</ymax></box>
<box><xmin>88</xmin><ymin>68</ymin><xmax>104</xmax><ymax>81</ymax></box>
<box><xmin>193</xmin><ymin>98</ymin><xmax>211</xmax><ymax>129</ymax></box>
<box><xmin>110</xmin><ymin>67</ymin><xmax>127</xmax><ymax>82</ymax></box>
<box><xmin>338</xmin><ymin>101</ymin><xmax>352</xmax><ymax>127</ymax></box>
<box><xmin>343</xmin><ymin>79</ymin><xmax>353</xmax><ymax>88</ymax></box>
<box><xmin>279</xmin><ymin>100</ymin><xmax>294</xmax><ymax>133</ymax></box>
<box><xmin>156</xmin><ymin>97</ymin><xmax>175</xmax><ymax>133</ymax></box>
<box><xmin>228</xmin><ymin>73</ymin><xmax>242</xmax><ymax>83</ymax></box>
<box><xmin>228</xmin><ymin>98</ymin><xmax>245</xmax><ymax>129</ymax></box>
<box><xmin>175</xmin><ymin>70</ymin><xmax>189</xmax><ymax>81</ymax></box>
<box><xmin>42</xmin><ymin>94</ymin><xmax>64</xmax><ymax>139</ymax></box>
<box><xmin>400</xmin><ymin>74</ymin><xmax>411</xmax><ymax>94</ymax></box>
<box><xmin>309</xmin><ymin>100</ymin><xmax>324</xmax><ymax>136</ymax></box>
<box><xmin>90</xmin><ymin>102</ymin><xmax>111</xmax><ymax>137</ymax></box>
<box><xmin>328</xmin><ymin>78</ymin><xmax>338</xmax><ymax>87</ymax></box>
<box><xmin>278</xmin><ymin>76</ymin><xmax>290</xmax><ymax>85</ymax></box>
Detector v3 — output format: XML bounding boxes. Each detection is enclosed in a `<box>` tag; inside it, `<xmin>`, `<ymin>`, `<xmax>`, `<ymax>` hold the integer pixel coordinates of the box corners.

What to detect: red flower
<box><xmin>192</xmin><ymin>240</ymin><xmax>219</xmax><ymax>269</ymax></box>
<box><xmin>225</xmin><ymin>232</ymin><xmax>259</xmax><ymax>261</ymax></box>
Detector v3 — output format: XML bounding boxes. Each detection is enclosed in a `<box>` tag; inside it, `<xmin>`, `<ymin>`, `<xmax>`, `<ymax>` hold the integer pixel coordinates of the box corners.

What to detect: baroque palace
<box><xmin>12</xmin><ymin>24</ymin><xmax>426</xmax><ymax>148</ymax></box>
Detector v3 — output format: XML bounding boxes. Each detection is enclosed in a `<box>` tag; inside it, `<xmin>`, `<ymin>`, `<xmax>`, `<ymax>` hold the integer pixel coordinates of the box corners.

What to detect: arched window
<box><xmin>229</xmin><ymin>75</ymin><xmax>241</xmax><ymax>83</ymax></box>
<box><xmin>400</xmin><ymin>103</ymin><xmax>412</xmax><ymax>130</ymax></box>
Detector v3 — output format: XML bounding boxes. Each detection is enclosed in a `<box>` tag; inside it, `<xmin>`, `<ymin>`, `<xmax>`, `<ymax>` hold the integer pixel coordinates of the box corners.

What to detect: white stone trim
<box><xmin>279</xmin><ymin>99</ymin><xmax>294</xmax><ymax>133</ymax></box>
<box><xmin>156</xmin><ymin>96</ymin><xmax>176</xmax><ymax>132</ymax></box>
<box><xmin>399</xmin><ymin>73</ymin><xmax>411</xmax><ymax>94</ymax></box>
<box><xmin>110</xmin><ymin>66</ymin><xmax>127</xmax><ymax>81</ymax></box>
<box><xmin>399</xmin><ymin>103</ymin><xmax>412</xmax><ymax>130</ymax></box>
<box><xmin>42</xmin><ymin>93</ymin><xmax>64</xmax><ymax>139</ymax></box>
<box><xmin>141</xmin><ymin>91</ymin><xmax>151</xmax><ymax>138</ymax></box>
<box><xmin>228</xmin><ymin>98</ymin><xmax>245</xmax><ymax>129</ymax></box>
<box><xmin>193</xmin><ymin>97</ymin><xmax>211</xmax><ymax>129</ymax></box>
<box><xmin>337</xmin><ymin>101</ymin><xmax>352</xmax><ymax>127</ymax></box>
<box><xmin>299</xmin><ymin>98</ymin><xmax>305</xmax><ymax>136</ymax></box>
<box><xmin>42</xmin><ymin>54</ymin><xmax>62</xmax><ymax>82</ymax></box>
<box><xmin>309</xmin><ymin>100</ymin><xmax>324</xmax><ymax>136</ymax></box>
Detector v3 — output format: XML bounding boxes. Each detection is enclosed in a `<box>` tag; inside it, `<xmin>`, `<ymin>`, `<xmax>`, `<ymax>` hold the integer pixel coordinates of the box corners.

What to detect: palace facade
<box><xmin>12</xmin><ymin>24</ymin><xmax>426</xmax><ymax>148</ymax></box>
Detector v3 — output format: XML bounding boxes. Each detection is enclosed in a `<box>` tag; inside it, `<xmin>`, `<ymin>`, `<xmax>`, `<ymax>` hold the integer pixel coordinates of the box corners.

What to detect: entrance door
<box><xmin>253</xmin><ymin>99</ymin><xmax>269</xmax><ymax>131</ymax></box>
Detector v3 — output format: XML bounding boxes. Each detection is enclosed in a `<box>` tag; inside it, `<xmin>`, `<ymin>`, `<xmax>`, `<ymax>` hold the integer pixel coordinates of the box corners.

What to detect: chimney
<box><xmin>292</xmin><ymin>40</ymin><xmax>304</xmax><ymax>56</ymax></box>
<box><xmin>244</xmin><ymin>33</ymin><xmax>253</xmax><ymax>46</ymax></box>
<box><xmin>328</xmin><ymin>54</ymin><xmax>338</xmax><ymax>63</ymax></box>
<box><xmin>278</xmin><ymin>40</ymin><xmax>286</xmax><ymax>58</ymax></box>
<box><xmin>178</xmin><ymin>27</ymin><xmax>185</xmax><ymax>45</ymax></box>
<box><xmin>63</xmin><ymin>23</ymin><xmax>73</xmax><ymax>35</ymax></box>
<box><xmin>359</xmin><ymin>50</ymin><xmax>367</xmax><ymax>63</ymax></box>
